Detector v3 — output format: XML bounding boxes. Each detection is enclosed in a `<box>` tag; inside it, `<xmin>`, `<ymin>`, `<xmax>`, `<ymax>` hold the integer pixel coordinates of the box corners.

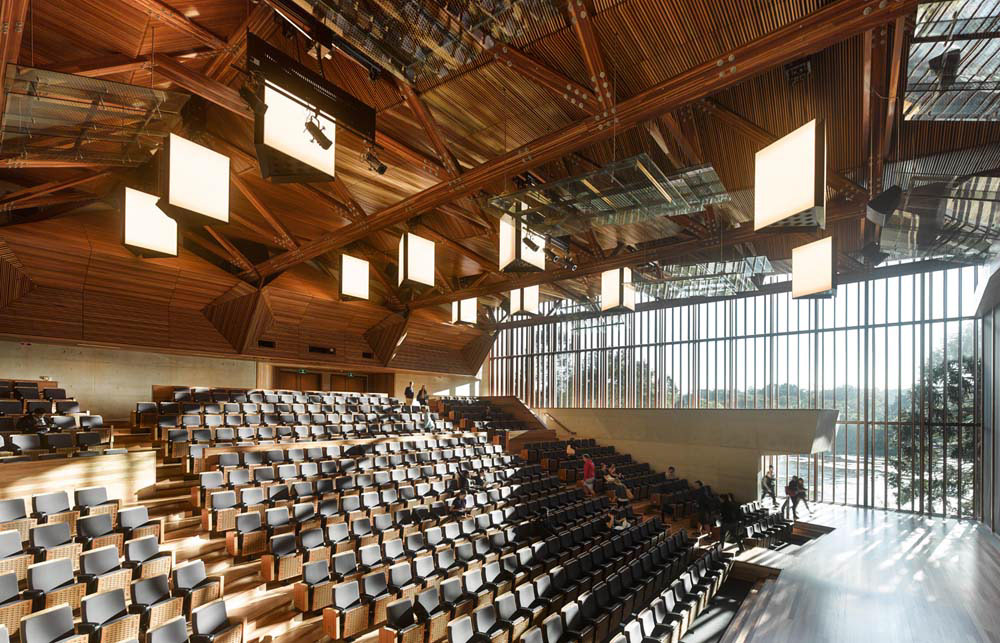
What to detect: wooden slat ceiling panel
<box><xmin>12</xmin><ymin>0</ymin><xmax>999</xmax><ymax>375</ymax></box>
<box><xmin>422</xmin><ymin>60</ymin><xmax>574</xmax><ymax>164</ymax></box>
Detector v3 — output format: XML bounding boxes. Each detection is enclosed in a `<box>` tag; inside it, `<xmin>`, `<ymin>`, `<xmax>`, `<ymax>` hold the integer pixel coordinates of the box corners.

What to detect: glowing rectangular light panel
<box><xmin>340</xmin><ymin>253</ymin><xmax>369</xmax><ymax>300</ymax></box>
<box><xmin>754</xmin><ymin>119</ymin><xmax>825</xmax><ymax>230</ymax></box>
<box><xmin>510</xmin><ymin>285</ymin><xmax>539</xmax><ymax>315</ymax></box>
<box><xmin>124</xmin><ymin>187</ymin><xmax>178</xmax><ymax>257</ymax></box>
<box><xmin>792</xmin><ymin>236</ymin><xmax>834</xmax><ymax>298</ymax></box>
<box><xmin>601</xmin><ymin>267</ymin><xmax>635</xmax><ymax>311</ymax></box>
<box><xmin>451</xmin><ymin>298</ymin><xmax>477</xmax><ymax>324</ymax></box>
<box><xmin>263</xmin><ymin>81</ymin><xmax>336</xmax><ymax>178</ymax></box>
<box><xmin>164</xmin><ymin>133</ymin><xmax>229</xmax><ymax>223</ymax></box>
<box><xmin>499</xmin><ymin>211</ymin><xmax>545</xmax><ymax>272</ymax></box>
<box><xmin>398</xmin><ymin>232</ymin><xmax>435</xmax><ymax>287</ymax></box>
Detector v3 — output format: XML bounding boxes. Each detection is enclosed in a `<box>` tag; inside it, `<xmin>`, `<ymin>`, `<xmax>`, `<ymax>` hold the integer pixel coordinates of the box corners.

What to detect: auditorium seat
<box><xmin>29</xmin><ymin>523</ymin><xmax>82</xmax><ymax>570</ymax></box>
<box><xmin>381</xmin><ymin>598</ymin><xmax>424</xmax><ymax>643</ymax></box>
<box><xmin>76</xmin><ymin>514</ymin><xmax>122</xmax><ymax>554</ymax></box>
<box><xmin>19</xmin><ymin>604</ymin><xmax>87</xmax><ymax>643</ymax></box>
<box><xmin>78</xmin><ymin>588</ymin><xmax>141</xmax><ymax>643</ymax></box>
<box><xmin>172</xmin><ymin>560</ymin><xmax>221</xmax><ymax>614</ymax></box>
<box><xmin>124</xmin><ymin>536</ymin><xmax>172</xmax><ymax>580</ymax></box>
<box><xmin>25</xmin><ymin>557</ymin><xmax>87</xmax><ymax>612</ymax></box>
<box><xmin>146</xmin><ymin>616</ymin><xmax>188</xmax><ymax>643</ymax></box>
<box><xmin>74</xmin><ymin>487</ymin><xmax>119</xmax><ymax>523</ymax></box>
<box><xmin>129</xmin><ymin>575</ymin><xmax>183</xmax><ymax>632</ymax></box>
<box><xmin>117</xmin><ymin>507</ymin><xmax>160</xmax><ymax>542</ymax></box>
<box><xmin>322</xmin><ymin>580</ymin><xmax>369</xmax><ymax>639</ymax></box>
<box><xmin>79</xmin><ymin>545</ymin><xmax>131</xmax><ymax>595</ymax></box>
<box><xmin>189</xmin><ymin>600</ymin><xmax>242</xmax><ymax>643</ymax></box>
<box><xmin>0</xmin><ymin>571</ymin><xmax>32</xmax><ymax>640</ymax></box>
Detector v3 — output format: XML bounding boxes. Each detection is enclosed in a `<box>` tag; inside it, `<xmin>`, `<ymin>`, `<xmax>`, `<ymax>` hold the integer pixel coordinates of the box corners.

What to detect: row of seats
<box><xmin>157</xmin><ymin>386</ymin><xmax>390</xmax><ymax>404</ymax></box>
<box><xmin>322</xmin><ymin>495</ymin><xmax>637</xmax><ymax>640</ymax></box>
<box><xmin>0</xmin><ymin>432</ymin><xmax>114</xmax><ymax>460</ymax></box>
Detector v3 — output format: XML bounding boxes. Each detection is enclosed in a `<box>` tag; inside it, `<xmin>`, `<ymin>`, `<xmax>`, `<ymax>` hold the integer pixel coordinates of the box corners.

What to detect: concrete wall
<box><xmin>0</xmin><ymin>340</ymin><xmax>257</xmax><ymax>420</ymax></box>
<box><xmin>537</xmin><ymin>408</ymin><xmax>838</xmax><ymax>503</ymax></box>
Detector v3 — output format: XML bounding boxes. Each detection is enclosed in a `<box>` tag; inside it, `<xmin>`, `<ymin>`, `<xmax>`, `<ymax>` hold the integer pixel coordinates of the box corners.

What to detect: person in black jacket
<box><xmin>416</xmin><ymin>385</ymin><xmax>429</xmax><ymax>406</ymax></box>
<box><xmin>16</xmin><ymin>408</ymin><xmax>50</xmax><ymax>433</ymax></box>
<box><xmin>762</xmin><ymin>466</ymin><xmax>777</xmax><ymax>507</ymax></box>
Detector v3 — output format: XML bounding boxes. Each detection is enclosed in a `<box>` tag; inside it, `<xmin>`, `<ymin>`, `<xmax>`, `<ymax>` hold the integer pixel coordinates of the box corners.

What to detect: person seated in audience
<box><xmin>582</xmin><ymin>454</ymin><xmax>596</xmax><ymax>497</ymax></box>
<box><xmin>16</xmin><ymin>407</ymin><xmax>50</xmax><ymax>432</ymax></box>
<box><xmin>416</xmin><ymin>385</ymin><xmax>429</xmax><ymax>406</ymax></box>
<box><xmin>604</xmin><ymin>464</ymin><xmax>634</xmax><ymax>501</ymax></box>
<box><xmin>796</xmin><ymin>477</ymin><xmax>812</xmax><ymax>515</ymax></box>
<box><xmin>762</xmin><ymin>466</ymin><xmax>778</xmax><ymax>508</ymax></box>
<box><xmin>404</xmin><ymin>382</ymin><xmax>415</xmax><ymax>405</ymax></box>
<box><xmin>666</xmin><ymin>466</ymin><xmax>678</xmax><ymax>481</ymax></box>
<box><xmin>449</xmin><ymin>494</ymin><xmax>468</xmax><ymax>519</ymax></box>
<box><xmin>693</xmin><ymin>481</ymin><xmax>720</xmax><ymax>531</ymax></box>
<box><xmin>565</xmin><ymin>441</ymin><xmax>576</xmax><ymax>458</ymax></box>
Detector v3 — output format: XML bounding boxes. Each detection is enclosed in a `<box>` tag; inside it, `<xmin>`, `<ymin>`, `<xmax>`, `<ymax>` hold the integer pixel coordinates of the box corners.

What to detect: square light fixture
<box><xmin>398</xmin><ymin>232</ymin><xmax>435</xmax><ymax>288</ymax></box>
<box><xmin>754</xmin><ymin>119</ymin><xmax>826</xmax><ymax>230</ymax></box>
<box><xmin>792</xmin><ymin>236</ymin><xmax>835</xmax><ymax>298</ymax></box>
<box><xmin>157</xmin><ymin>133</ymin><xmax>230</xmax><ymax>225</ymax></box>
<box><xmin>340</xmin><ymin>253</ymin><xmax>369</xmax><ymax>300</ymax></box>
<box><xmin>510</xmin><ymin>285</ymin><xmax>539</xmax><ymax>316</ymax></box>
<box><xmin>123</xmin><ymin>187</ymin><xmax>178</xmax><ymax>258</ymax></box>
<box><xmin>260</xmin><ymin>81</ymin><xmax>336</xmax><ymax>180</ymax></box>
<box><xmin>601</xmin><ymin>267</ymin><xmax>635</xmax><ymax>312</ymax></box>
<box><xmin>247</xmin><ymin>34</ymin><xmax>374</xmax><ymax>184</ymax></box>
<box><xmin>451</xmin><ymin>297</ymin><xmax>477</xmax><ymax>324</ymax></box>
<box><xmin>499</xmin><ymin>211</ymin><xmax>545</xmax><ymax>272</ymax></box>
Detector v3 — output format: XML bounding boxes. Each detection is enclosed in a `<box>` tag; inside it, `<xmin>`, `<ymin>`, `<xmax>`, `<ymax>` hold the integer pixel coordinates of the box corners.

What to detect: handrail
<box><xmin>543</xmin><ymin>412</ymin><xmax>577</xmax><ymax>436</ymax></box>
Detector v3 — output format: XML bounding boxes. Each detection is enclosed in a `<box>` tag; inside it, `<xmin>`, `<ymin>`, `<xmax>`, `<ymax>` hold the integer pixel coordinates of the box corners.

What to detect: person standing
<box><xmin>582</xmin><ymin>454</ymin><xmax>596</xmax><ymax>497</ymax></box>
<box><xmin>404</xmin><ymin>381</ymin><xmax>415</xmax><ymax>405</ymax></box>
<box><xmin>416</xmin><ymin>384</ymin><xmax>429</xmax><ymax>406</ymax></box>
<box><xmin>762</xmin><ymin>466</ymin><xmax>778</xmax><ymax>508</ymax></box>
<box><xmin>796</xmin><ymin>477</ymin><xmax>812</xmax><ymax>515</ymax></box>
<box><xmin>781</xmin><ymin>476</ymin><xmax>800</xmax><ymax>520</ymax></box>
<box><xmin>666</xmin><ymin>466</ymin><xmax>678</xmax><ymax>481</ymax></box>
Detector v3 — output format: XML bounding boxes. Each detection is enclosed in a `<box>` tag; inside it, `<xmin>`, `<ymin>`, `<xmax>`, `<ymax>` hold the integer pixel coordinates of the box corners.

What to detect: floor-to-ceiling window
<box><xmin>490</xmin><ymin>264</ymin><xmax>982</xmax><ymax>519</ymax></box>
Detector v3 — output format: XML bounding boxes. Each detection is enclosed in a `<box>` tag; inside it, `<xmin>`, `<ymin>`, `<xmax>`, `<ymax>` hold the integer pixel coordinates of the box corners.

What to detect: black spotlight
<box><xmin>239</xmin><ymin>84</ymin><xmax>267</xmax><ymax>115</ymax></box>
<box><xmin>866</xmin><ymin>185</ymin><xmax>902</xmax><ymax>227</ymax></box>
<box><xmin>928</xmin><ymin>48</ymin><xmax>961</xmax><ymax>90</ymax></box>
<box><xmin>304</xmin><ymin>114</ymin><xmax>333</xmax><ymax>150</ymax></box>
<box><xmin>522</xmin><ymin>235</ymin><xmax>540</xmax><ymax>252</ymax></box>
<box><xmin>363</xmin><ymin>150</ymin><xmax>387</xmax><ymax>175</ymax></box>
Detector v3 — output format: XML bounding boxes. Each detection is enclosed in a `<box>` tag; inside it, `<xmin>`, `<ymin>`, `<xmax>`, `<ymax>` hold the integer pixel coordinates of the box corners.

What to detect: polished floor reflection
<box><xmin>740</xmin><ymin>504</ymin><xmax>1000</xmax><ymax>642</ymax></box>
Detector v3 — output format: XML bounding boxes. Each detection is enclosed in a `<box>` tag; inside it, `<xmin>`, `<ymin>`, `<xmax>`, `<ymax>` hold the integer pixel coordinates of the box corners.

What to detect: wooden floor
<box><xmin>735</xmin><ymin>504</ymin><xmax>1000</xmax><ymax>643</ymax></box>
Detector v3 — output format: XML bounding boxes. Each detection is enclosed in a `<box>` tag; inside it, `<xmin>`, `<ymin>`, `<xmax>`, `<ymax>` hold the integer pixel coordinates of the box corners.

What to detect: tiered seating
<box><xmin>0</xmin><ymin>481</ymin><xmax>237</xmax><ymax>643</ymax></box>
<box><xmin>521</xmin><ymin>440</ymin><xmax>664</xmax><ymax>502</ymax></box>
<box><xmin>0</xmin><ymin>380</ymin><xmax>110</xmax><ymax>461</ymax></box>
<box><xmin>435</xmin><ymin>398</ymin><xmax>530</xmax><ymax>437</ymax></box>
<box><xmin>143</xmin><ymin>389</ymin><xmax>465</xmax><ymax>473</ymax></box>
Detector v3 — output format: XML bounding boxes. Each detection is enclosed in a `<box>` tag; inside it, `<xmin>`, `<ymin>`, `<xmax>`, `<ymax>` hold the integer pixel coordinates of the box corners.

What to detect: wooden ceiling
<box><xmin>1</xmin><ymin>0</ymin><xmax>996</xmax><ymax>375</ymax></box>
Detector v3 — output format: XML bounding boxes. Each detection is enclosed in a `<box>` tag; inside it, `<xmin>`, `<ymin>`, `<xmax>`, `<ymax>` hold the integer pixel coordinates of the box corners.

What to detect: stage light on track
<box><xmin>239</xmin><ymin>84</ymin><xmax>267</xmax><ymax>115</ymax></box>
<box><xmin>363</xmin><ymin>148</ymin><xmax>387</xmax><ymax>175</ymax></box>
<box><xmin>304</xmin><ymin>112</ymin><xmax>333</xmax><ymax>150</ymax></box>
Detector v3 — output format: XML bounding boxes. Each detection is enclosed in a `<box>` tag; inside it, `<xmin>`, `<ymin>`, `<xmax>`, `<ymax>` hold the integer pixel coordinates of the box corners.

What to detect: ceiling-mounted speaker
<box><xmin>866</xmin><ymin>185</ymin><xmax>903</xmax><ymax>227</ymax></box>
